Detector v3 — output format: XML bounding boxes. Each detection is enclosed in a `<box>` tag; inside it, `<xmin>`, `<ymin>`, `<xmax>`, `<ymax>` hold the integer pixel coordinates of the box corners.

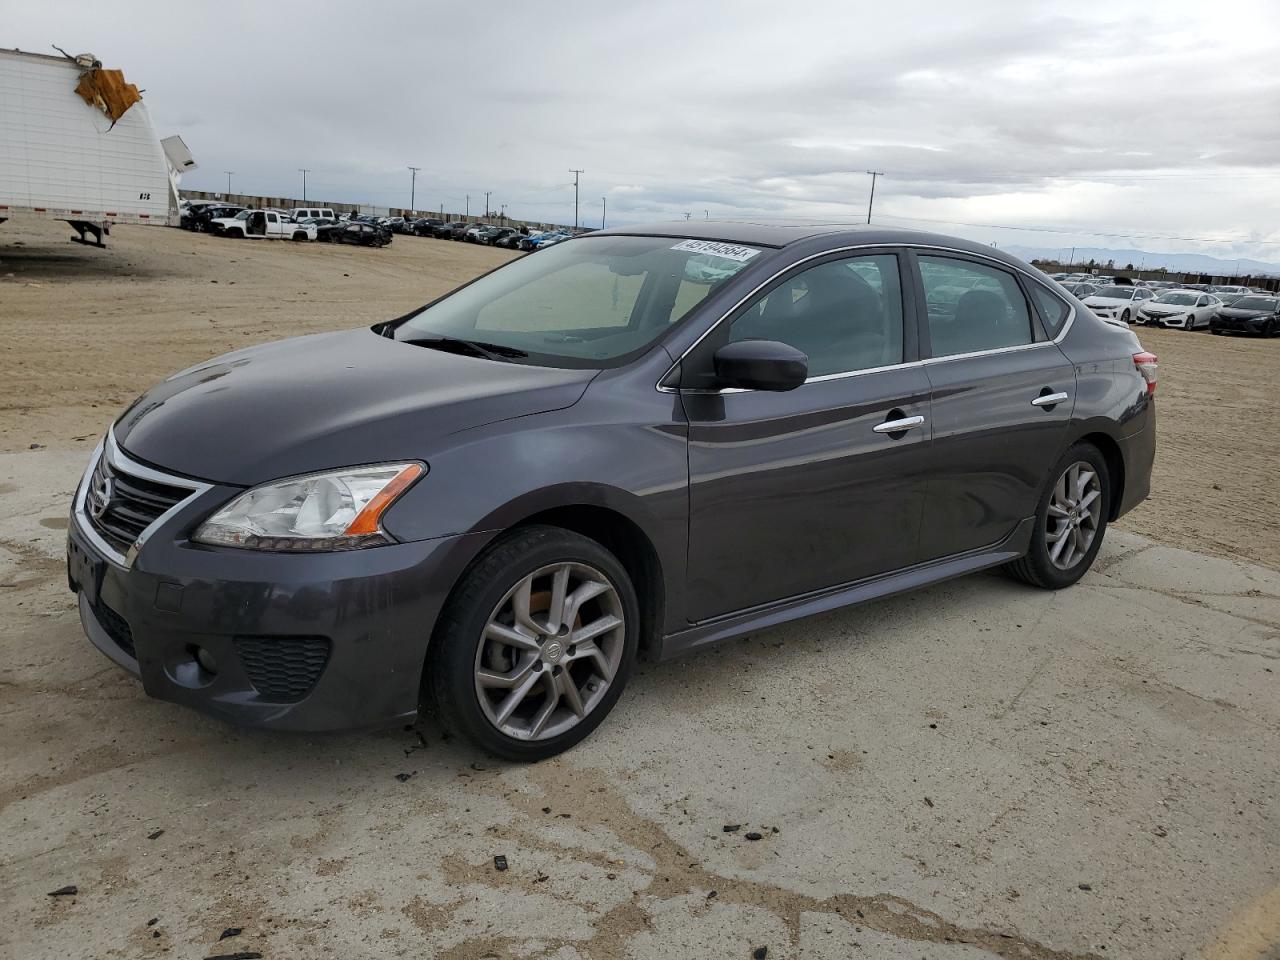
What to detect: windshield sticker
<box><xmin>670</xmin><ymin>239</ymin><xmax>761</xmax><ymax>262</ymax></box>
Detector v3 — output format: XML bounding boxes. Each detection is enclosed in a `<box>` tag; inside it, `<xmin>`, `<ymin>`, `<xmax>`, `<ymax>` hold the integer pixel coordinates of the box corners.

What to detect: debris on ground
<box><xmin>924</xmin><ymin>796</ymin><xmax>935</xmax><ymax>808</ymax></box>
<box><xmin>744</xmin><ymin>832</ymin><xmax>763</xmax><ymax>841</ymax></box>
<box><xmin>753</xmin><ymin>947</ymin><xmax>769</xmax><ymax>959</ymax></box>
<box><xmin>219</xmin><ymin>928</ymin><xmax>243</xmax><ymax>940</ymax></box>
<box><xmin>204</xmin><ymin>952</ymin><xmax>262</xmax><ymax>960</ymax></box>
<box><xmin>147</xmin><ymin>829</ymin><xmax>165</xmax><ymax>840</ymax></box>
<box><xmin>493</xmin><ymin>855</ymin><xmax>508</xmax><ymax>871</ymax></box>
<box><xmin>47</xmin><ymin>885</ymin><xmax>77</xmax><ymax>897</ymax></box>
<box><xmin>394</xmin><ymin>771</ymin><xmax>416</xmax><ymax>782</ymax></box>
<box><xmin>1078</xmin><ymin>883</ymin><xmax>1093</xmax><ymax>891</ymax></box>
<box><xmin>722</xmin><ymin>824</ymin><xmax>741</xmax><ymax>833</ymax></box>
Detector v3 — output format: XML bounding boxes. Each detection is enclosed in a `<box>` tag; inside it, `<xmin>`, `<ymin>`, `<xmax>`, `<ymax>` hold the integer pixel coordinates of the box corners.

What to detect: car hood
<box><xmin>1084</xmin><ymin>297</ymin><xmax>1137</xmax><ymax>307</ymax></box>
<box><xmin>1217</xmin><ymin>307</ymin><xmax>1272</xmax><ymax>318</ymax></box>
<box><xmin>114</xmin><ymin>329</ymin><xmax>596</xmax><ymax>485</ymax></box>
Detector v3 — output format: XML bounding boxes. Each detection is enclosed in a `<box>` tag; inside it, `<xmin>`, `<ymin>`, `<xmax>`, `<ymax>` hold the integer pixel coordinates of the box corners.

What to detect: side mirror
<box><xmin>713</xmin><ymin>340</ymin><xmax>808</xmax><ymax>391</ymax></box>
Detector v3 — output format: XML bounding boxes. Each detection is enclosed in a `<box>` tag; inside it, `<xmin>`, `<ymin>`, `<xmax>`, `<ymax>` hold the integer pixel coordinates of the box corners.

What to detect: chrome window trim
<box><xmin>72</xmin><ymin>427</ymin><xmax>212</xmax><ymax>569</ymax></box>
<box><xmin>657</xmin><ymin>241</ymin><xmax>1077</xmax><ymax>395</ymax></box>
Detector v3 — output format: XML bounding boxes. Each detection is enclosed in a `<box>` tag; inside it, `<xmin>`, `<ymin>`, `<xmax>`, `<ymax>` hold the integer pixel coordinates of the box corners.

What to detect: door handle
<box><xmin>1031</xmin><ymin>392</ymin><xmax>1069</xmax><ymax>407</ymax></box>
<box><xmin>873</xmin><ymin>415</ymin><xmax>925</xmax><ymax>434</ymax></box>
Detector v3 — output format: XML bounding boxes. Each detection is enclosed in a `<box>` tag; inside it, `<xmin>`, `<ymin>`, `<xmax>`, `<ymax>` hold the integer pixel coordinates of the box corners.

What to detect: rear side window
<box><xmin>1029</xmin><ymin>283</ymin><xmax>1070</xmax><ymax>337</ymax></box>
<box><xmin>919</xmin><ymin>257</ymin><xmax>1033</xmax><ymax>358</ymax></box>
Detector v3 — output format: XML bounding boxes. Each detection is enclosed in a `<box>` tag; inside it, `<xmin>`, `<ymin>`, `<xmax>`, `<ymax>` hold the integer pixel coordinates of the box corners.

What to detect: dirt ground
<box><xmin>1</xmin><ymin>219</ymin><xmax>1278</xmax><ymax>959</ymax></box>
<box><xmin>2</xmin><ymin>218</ymin><xmax>1276</xmax><ymax>570</ymax></box>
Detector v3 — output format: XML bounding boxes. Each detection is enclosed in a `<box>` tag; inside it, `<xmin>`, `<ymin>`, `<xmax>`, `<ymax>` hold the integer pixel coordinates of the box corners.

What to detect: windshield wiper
<box><xmin>401</xmin><ymin>336</ymin><xmax>529</xmax><ymax>361</ymax></box>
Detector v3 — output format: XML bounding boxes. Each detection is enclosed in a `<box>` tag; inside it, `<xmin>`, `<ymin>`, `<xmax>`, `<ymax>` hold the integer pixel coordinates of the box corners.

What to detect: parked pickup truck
<box><xmin>210</xmin><ymin>209</ymin><xmax>316</xmax><ymax>241</ymax></box>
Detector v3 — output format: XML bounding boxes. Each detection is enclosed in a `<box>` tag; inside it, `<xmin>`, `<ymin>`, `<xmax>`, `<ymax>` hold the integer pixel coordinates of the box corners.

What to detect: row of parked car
<box><xmin>178</xmin><ymin>202</ymin><xmax>395</xmax><ymax>246</ymax></box>
<box><xmin>1051</xmin><ymin>274</ymin><xmax>1280</xmax><ymax>335</ymax></box>
<box><xmin>178</xmin><ymin>200</ymin><xmax>579</xmax><ymax>253</ymax></box>
<box><xmin>391</xmin><ymin>217</ymin><xmax>575</xmax><ymax>251</ymax></box>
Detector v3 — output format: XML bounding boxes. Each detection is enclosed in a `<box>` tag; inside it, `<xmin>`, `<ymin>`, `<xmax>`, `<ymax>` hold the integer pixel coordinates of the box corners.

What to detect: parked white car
<box><xmin>1081</xmin><ymin>285</ymin><xmax>1156</xmax><ymax>324</ymax></box>
<box><xmin>1137</xmin><ymin>290</ymin><xmax>1221</xmax><ymax>330</ymax></box>
<box><xmin>210</xmin><ymin>209</ymin><xmax>317</xmax><ymax>241</ymax></box>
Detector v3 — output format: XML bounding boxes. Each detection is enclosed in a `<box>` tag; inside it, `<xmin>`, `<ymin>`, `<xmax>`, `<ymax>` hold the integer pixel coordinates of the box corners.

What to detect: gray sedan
<box><xmin>68</xmin><ymin>222</ymin><xmax>1156</xmax><ymax>759</ymax></box>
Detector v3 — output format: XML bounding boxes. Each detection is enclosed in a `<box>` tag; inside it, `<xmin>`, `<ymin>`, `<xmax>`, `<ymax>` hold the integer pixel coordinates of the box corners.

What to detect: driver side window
<box><xmin>726</xmin><ymin>254</ymin><xmax>905</xmax><ymax>378</ymax></box>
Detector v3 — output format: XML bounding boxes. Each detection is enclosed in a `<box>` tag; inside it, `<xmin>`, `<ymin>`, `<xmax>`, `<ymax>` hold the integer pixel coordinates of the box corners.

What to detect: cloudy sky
<box><xmin>8</xmin><ymin>0</ymin><xmax>1280</xmax><ymax>263</ymax></box>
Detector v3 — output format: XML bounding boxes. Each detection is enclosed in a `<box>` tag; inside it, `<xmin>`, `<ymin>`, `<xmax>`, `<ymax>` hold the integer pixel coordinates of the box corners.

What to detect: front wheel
<box><xmin>427</xmin><ymin>526</ymin><xmax>639</xmax><ymax>761</ymax></box>
<box><xmin>1005</xmin><ymin>443</ymin><xmax>1110</xmax><ymax>590</ymax></box>
<box><xmin>1121</xmin><ymin>309</ymin><xmax>1130</xmax><ymax>324</ymax></box>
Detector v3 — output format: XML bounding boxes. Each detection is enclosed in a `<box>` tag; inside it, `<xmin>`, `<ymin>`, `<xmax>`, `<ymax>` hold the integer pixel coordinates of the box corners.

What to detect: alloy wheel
<box><xmin>474</xmin><ymin>562</ymin><xmax>625</xmax><ymax>741</ymax></box>
<box><xmin>1045</xmin><ymin>461</ymin><xmax>1103</xmax><ymax>570</ymax></box>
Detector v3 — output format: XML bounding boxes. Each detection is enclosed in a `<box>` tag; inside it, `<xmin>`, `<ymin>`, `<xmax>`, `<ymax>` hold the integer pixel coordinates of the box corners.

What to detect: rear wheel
<box><xmin>1264</xmin><ymin>319</ymin><xmax>1276</xmax><ymax>338</ymax></box>
<box><xmin>427</xmin><ymin>526</ymin><xmax>639</xmax><ymax>761</ymax></box>
<box><xmin>1005</xmin><ymin>443</ymin><xmax>1110</xmax><ymax>590</ymax></box>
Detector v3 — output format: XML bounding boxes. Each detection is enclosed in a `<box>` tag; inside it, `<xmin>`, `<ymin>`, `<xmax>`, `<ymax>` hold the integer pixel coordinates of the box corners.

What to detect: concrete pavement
<box><xmin>1</xmin><ymin>449</ymin><xmax>1277</xmax><ymax>959</ymax></box>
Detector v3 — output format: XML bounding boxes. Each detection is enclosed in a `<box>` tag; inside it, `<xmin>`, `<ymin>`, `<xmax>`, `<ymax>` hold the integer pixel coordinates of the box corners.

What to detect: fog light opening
<box><xmin>190</xmin><ymin>644</ymin><xmax>218</xmax><ymax>676</ymax></box>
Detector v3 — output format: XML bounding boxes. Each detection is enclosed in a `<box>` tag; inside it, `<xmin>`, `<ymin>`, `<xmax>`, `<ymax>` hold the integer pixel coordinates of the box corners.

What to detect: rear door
<box><xmin>912</xmin><ymin>252</ymin><xmax>1075</xmax><ymax>561</ymax></box>
<box><xmin>682</xmin><ymin>249</ymin><xmax>933</xmax><ymax>621</ymax></box>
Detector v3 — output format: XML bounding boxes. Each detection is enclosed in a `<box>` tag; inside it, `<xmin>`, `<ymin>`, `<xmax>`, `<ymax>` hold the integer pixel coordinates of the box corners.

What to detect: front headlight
<box><xmin>192</xmin><ymin>462</ymin><xmax>425</xmax><ymax>551</ymax></box>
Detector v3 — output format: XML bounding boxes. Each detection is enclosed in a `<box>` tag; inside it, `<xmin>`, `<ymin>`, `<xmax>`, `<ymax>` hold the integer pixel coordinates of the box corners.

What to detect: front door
<box><xmin>912</xmin><ymin>253</ymin><xmax>1075</xmax><ymax>560</ymax></box>
<box><xmin>682</xmin><ymin>250</ymin><xmax>933</xmax><ymax>622</ymax></box>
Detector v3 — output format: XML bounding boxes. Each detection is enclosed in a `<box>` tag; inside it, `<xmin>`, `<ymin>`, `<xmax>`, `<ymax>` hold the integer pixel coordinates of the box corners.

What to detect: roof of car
<box><xmin>594</xmin><ymin>220</ymin><xmax>1034</xmax><ymax>264</ymax></box>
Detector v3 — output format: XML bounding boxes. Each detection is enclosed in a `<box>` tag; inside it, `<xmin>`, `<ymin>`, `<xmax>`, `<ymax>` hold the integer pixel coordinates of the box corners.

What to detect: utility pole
<box><xmin>500</xmin><ymin>203</ymin><xmax>507</xmax><ymax>224</ymax></box>
<box><xmin>484</xmin><ymin>191</ymin><xmax>491</xmax><ymax>218</ymax></box>
<box><xmin>684</xmin><ymin>211</ymin><xmax>692</xmax><ymax>220</ymax></box>
<box><xmin>298</xmin><ymin>168</ymin><xmax>310</xmax><ymax>203</ymax></box>
<box><xmin>465</xmin><ymin>194</ymin><xmax>470</xmax><ymax>217</ymax></box>
<box><xmin>865</xmin><ymin>170</ymin><xmax>883</xmax><ymax>224</ymax></box>
<box><xmin>569</xmin><ymin>169</ymin><xmax>583</xmax><ymax>231</ymax></box>
<box><xmin>408</xmin><ymin>166</ymin><xmax>420</xmax><ymax>212</ymax></box>
<box><xmin>224</xmin><ymin>171</ymin><xmax>234</xmax><ymax>196</ymax></box>
<box><xmin>601</xmin><ymin>196</ymin><xmax>606</xmax><ymax>229</ymax></box>
<box><xmin>1069</xmin><ymin>246</ymin><xmax>1076</xmax><ymax>266</ymax></box>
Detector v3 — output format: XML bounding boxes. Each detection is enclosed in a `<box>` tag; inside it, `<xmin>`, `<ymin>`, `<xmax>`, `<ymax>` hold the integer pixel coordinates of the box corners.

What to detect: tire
<box><xmin>1004</xmin><ymin>442</ymin><xmax>1110</xmax><ymax>590</ymax></box>
<box><xmin>1264</xmin><ymin>320</ymin><xmax>1276</xmax><ymax>338</ymax></box>
<box><xmin>1121</xmin><ymin>309</ymin><xmax>1130</xmax><ymax>324</ymax></box>
<box><xmin>426</xmin><ymin>525</ymin><xmax>639</xmax><ymax>761</ymax></box>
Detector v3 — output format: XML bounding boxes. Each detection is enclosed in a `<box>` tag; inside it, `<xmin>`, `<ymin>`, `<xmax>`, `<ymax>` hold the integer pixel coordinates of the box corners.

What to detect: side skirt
<box><xmin>657</xmin><ymin>517</ymin><xmax>1035</xmax><ymax>660</ymax></box>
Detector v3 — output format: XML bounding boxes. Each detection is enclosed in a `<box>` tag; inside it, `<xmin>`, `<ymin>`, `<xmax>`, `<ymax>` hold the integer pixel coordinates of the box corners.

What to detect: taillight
<box><xmin>1133</xmin><ymin>351</ymin><xmax>1158</xmax><ymax>394</ymax></box>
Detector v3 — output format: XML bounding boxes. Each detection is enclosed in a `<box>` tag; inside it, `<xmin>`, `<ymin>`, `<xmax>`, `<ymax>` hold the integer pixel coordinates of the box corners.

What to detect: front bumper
<box><xmin>68</xmin><ymin>500</ymin><xmax>491</xmax><ymax>732</ymax></box>
<box><xmin>1212</xmin><ymin>315</ymin><xmax>1269</xmax><ymax>334</ymax></box>
<box><xmin>1141</xmin><ymin>313</ymin><xmax>1187</xmax><ymax>328</ymax></box>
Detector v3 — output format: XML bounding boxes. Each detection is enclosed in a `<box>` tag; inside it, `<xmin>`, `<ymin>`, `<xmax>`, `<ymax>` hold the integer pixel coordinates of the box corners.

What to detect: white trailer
<box><xmin>0</xmin><ymin>49</ymin><xmax>192</xmax><ymax>246</ymax></box>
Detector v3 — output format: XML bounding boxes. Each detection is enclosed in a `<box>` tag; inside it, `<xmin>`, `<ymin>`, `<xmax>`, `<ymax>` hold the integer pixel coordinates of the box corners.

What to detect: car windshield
<box><xmin>393</xmin><ymin>235</ymin><xmax>764</xmax><ymax>367</ymax></box>
<box><xmin>234</xmin><ymin>211</ymin><xmax>250</xmax><ymax>220</ymax></box>
<box><xmin>1233</xmin><ymin>296</ymin><xmax>1278</xmax><ymax>310</ymax></box>
<box><xmin>1156</xmin><ymin>293</ymin><xmax>1197</xmax><ymax>305</ymax></box>
<box><xmin>1093</xmin><ymin>286</ymin><xmax>1135</xmax><ymax>299</ymax></box>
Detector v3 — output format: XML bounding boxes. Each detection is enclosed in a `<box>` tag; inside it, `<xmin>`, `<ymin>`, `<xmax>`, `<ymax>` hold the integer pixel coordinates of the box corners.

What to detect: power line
<box><xmin>569</xmin><ymin>169</ymin><xmax>584</xmax><ymax>230</ymax></box>
<box><xmin>865</xmin><ymin>170</ymin><xmax>883</xmax><ymax>224</ymax></box>
<box><xmin>407</xmin><ymin>166</ymin><xmax>420</xmax><ymax>211</ymax></box>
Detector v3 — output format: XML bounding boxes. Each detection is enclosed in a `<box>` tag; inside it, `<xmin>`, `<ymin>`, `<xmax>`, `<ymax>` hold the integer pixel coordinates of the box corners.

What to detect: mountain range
<box><xmin>1002</xmin><ymin>245</ymin><xmax>1280</xmax><ymax>276</ymax></box>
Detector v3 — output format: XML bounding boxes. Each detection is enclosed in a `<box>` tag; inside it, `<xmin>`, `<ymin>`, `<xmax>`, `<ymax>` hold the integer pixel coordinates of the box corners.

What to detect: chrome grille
<box><xmin>78</xmin><ymin>433</ymin><xmax>208</xmax><ymax>565</ymax></box>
